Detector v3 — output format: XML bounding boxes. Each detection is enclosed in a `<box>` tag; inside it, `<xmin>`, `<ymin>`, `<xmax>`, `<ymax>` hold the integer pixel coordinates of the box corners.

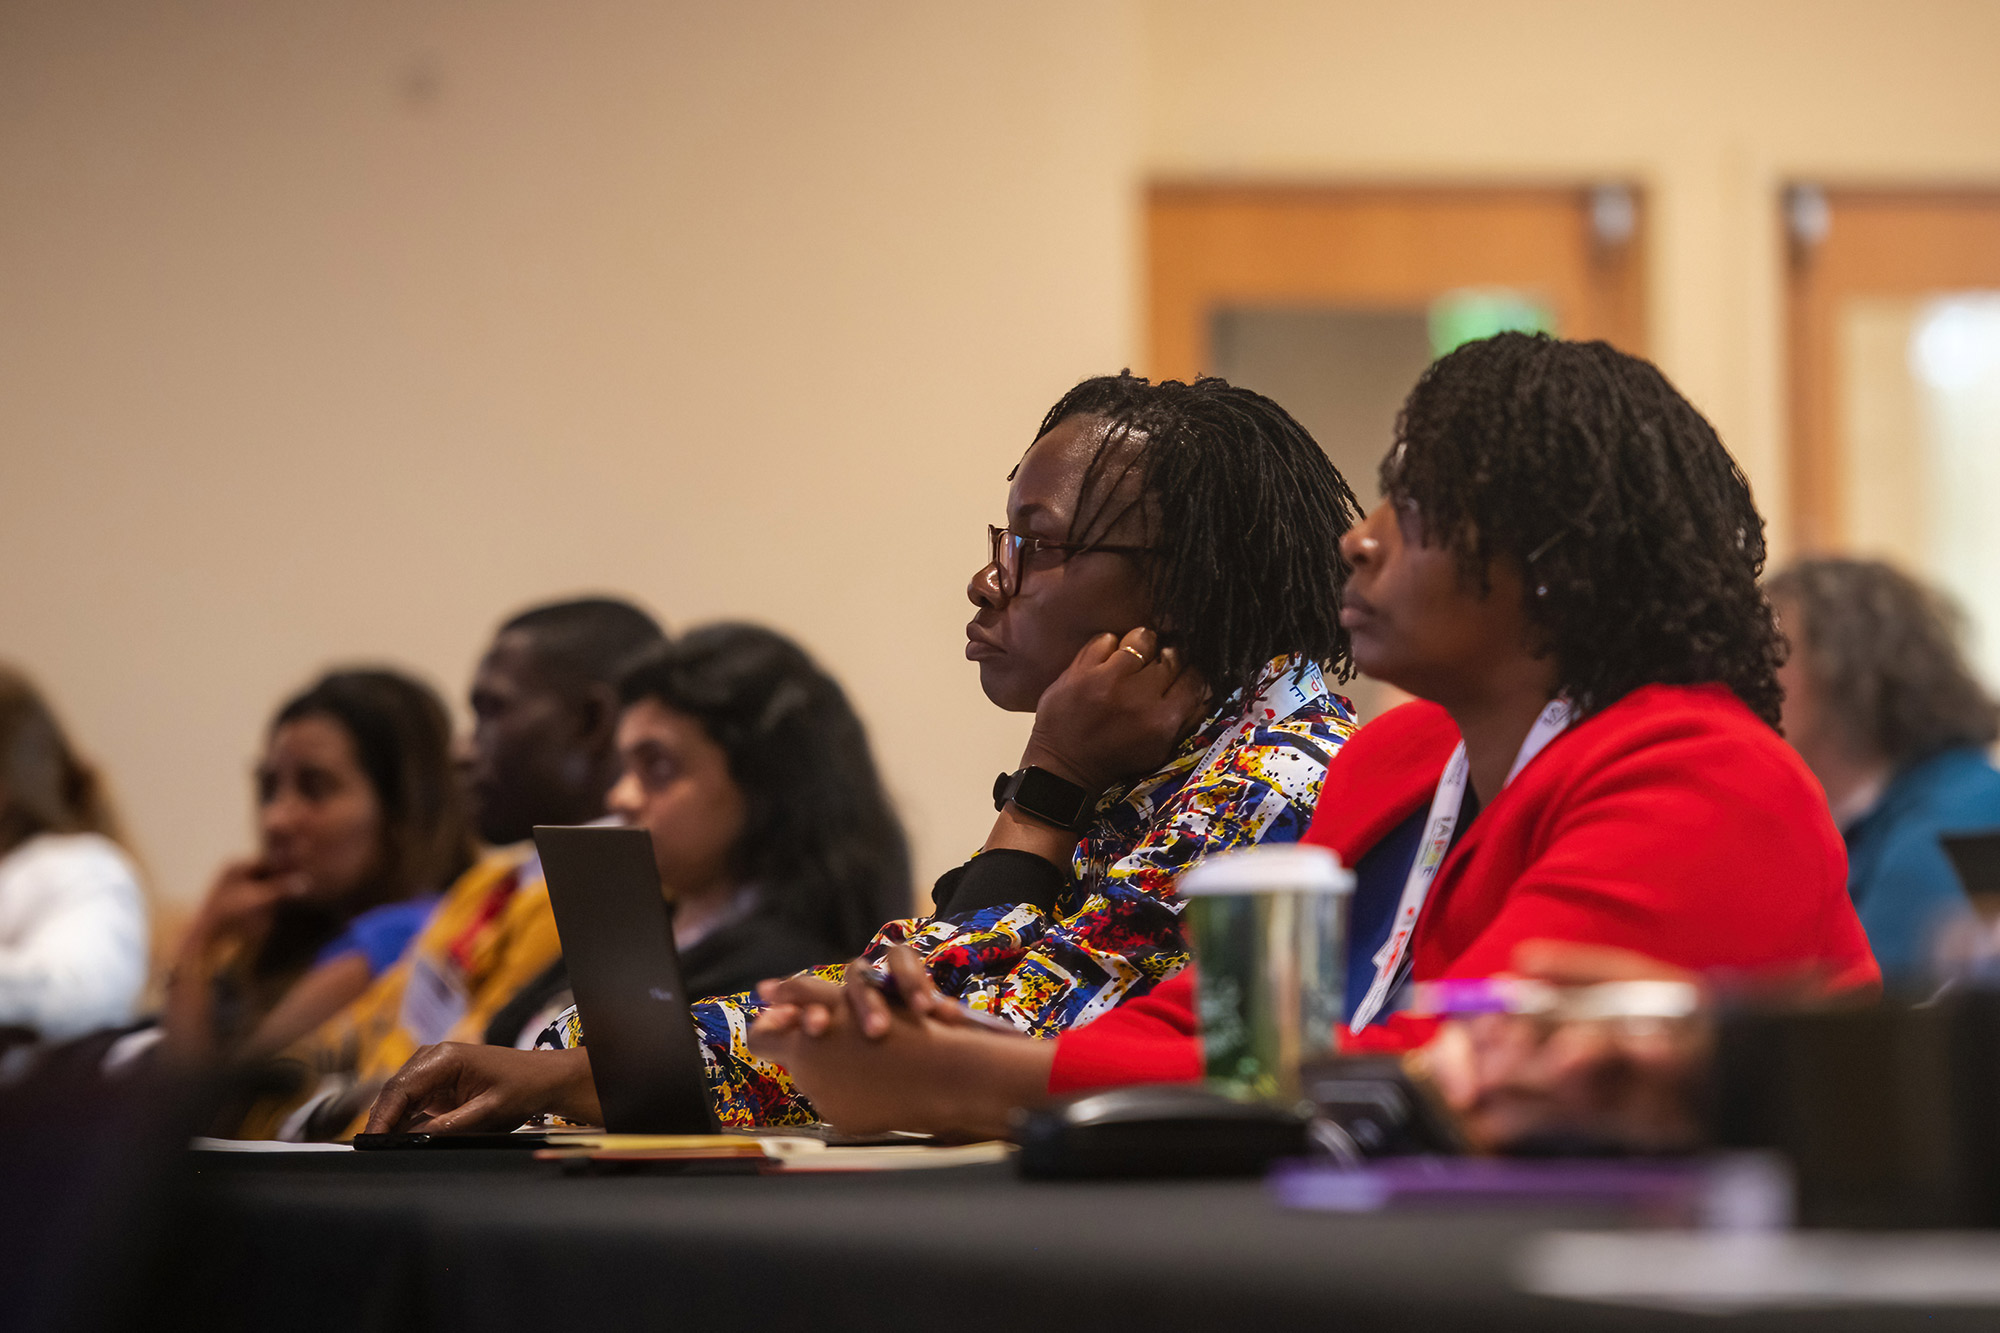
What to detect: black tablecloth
<box><xmin>154</xmin><ymin>1152</ymin><xmax>2000</xmax><ymax>1333</ymax></box>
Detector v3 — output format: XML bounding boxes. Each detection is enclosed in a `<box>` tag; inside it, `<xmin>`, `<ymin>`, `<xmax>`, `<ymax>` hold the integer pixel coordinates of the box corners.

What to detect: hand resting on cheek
<box><xmin>1020</xmin><ymin>627</ymin><xmax>1210</xmax><ymax>795</ymax></box>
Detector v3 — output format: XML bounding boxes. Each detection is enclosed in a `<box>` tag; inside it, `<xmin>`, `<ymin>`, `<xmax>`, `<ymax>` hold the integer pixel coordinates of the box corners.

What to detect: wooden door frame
<box><xmin>1785</xmin><ymin>186</ymin><xmax>2000</xmax><ymax>553</ymax></box>
<box><xmin>1146</xmin><ymin>183</ymin><xmax>1647</xmax><ymax>383</ymax></box>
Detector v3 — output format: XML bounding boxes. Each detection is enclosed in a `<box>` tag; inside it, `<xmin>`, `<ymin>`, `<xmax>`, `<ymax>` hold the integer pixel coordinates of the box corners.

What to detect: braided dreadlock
<box><xmin>1383</xmin><ymin>332</ymin><xmax>1784</xmax><ymax>727</ymax></box>
<box><xmin>1028</xmin><ymin>373</ymin><xmax>1362</xmax><ymax>707</ymax></box>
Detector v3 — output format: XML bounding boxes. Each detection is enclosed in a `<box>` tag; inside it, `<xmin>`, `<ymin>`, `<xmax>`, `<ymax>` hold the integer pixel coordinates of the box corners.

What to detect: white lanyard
<box><xmin>1186</xmin><ymin>660</ymin><xmax>1327</xmax><ymax>788</ymax></box>
<box><xmin>1349</xmin><ymin>696</ymin><xmax>1574</xmax><ymax>1029</ymax></box>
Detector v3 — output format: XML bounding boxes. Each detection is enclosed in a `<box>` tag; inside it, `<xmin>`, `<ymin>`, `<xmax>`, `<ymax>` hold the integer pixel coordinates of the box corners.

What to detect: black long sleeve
<box><xmin>928</xmin><ymin>848</ymin><xmax>1066</xmax><ymax>919</ymax></box>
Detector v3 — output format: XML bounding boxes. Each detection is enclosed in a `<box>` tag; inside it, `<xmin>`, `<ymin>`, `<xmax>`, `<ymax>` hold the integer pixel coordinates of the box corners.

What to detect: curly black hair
<box><xmin>618</xmin><ymin>623</ymin><xmax>909</xmax><ymax>955</ymax></box>
<box><xmin>1767</xmin><ymin>557</ymin><xmax>1999</xmax><ymax>766</ymax></box>
<box><xmin>1383</xmin><ymin>332</ymin><xmax>1785</xmax><ymax>726</ymax></box>
<box><xmin>1030</xmin><ymin>373</ymin><xmax>1362</xmax><ymax>705</ymax></box>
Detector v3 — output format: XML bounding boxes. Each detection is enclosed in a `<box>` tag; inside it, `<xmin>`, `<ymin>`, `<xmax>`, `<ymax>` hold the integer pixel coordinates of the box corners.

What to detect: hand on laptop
<box><xmin>363</xmin><ymin>1044</ymin><xmax>601</xmax><ymax>1136</ymax></box>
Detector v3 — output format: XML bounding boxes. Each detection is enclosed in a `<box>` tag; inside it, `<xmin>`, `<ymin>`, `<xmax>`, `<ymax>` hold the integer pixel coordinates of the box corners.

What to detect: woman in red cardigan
<box><xmin>751</xmin><ymin>333</ymin><xmax>1879</xmax><ymax>1147</ymax></box>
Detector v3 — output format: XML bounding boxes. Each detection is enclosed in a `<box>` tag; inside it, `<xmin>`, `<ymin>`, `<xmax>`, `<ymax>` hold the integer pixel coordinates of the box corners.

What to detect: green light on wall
<box><xmin>1428</xmin><ymin>288</ymin><xmax>1555</xmax><ymax>359</ymax></box>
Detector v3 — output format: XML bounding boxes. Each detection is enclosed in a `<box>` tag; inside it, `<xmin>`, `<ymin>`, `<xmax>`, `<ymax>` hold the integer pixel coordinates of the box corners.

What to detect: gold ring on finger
<box><xmin>1120</xmin><ymin>645</ymin><xmax>1149</xmax><ymax>664</ymax></box>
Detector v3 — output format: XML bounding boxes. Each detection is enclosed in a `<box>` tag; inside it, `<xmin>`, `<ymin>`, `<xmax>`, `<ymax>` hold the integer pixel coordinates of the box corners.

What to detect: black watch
<box><xmin>993</xmin><ymin>766</ymin><xmax>1098</xmax><ymax>834</ymax></box>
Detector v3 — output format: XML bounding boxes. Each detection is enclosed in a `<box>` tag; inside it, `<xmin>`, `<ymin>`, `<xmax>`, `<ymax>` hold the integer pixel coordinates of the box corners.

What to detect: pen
<box><xmin>864</xmin><ymin>964</ymin><xmax>1022</xmax><ymax>1032</ymax></box>
<box><xmin>1404</xmin><ymin>977</ymin><xmax>1701</xmax><ymax>1022</ymax></box>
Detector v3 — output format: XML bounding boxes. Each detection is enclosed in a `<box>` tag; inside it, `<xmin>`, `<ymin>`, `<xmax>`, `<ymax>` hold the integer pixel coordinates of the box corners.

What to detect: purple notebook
<box><xmin>1269</xmin><ymin>1156</ymin><xmax>1783</xmax><ymax>1227</ymax></box>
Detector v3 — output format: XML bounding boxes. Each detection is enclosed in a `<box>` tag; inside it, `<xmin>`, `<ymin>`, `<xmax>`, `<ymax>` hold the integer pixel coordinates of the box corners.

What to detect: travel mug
<box><xmin>1179</xmin><ymin>844</ymin><xmax>1354</xmax><ymax>1105</ymax></box>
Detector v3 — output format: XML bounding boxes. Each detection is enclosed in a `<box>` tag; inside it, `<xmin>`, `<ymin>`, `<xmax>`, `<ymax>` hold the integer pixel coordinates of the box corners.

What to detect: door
<box><xmin>1785</xmin><ymin>186</ymin><xmax>2000</xmax><ymax>684</ymax></box>
<box><xmin>1147</xmin><ymin>183</ymin><xmax>1648</xmax><ymax>719</ymax></box>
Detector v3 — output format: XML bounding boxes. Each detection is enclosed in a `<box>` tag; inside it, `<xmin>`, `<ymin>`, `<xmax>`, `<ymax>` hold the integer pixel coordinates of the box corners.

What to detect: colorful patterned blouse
<box><xmin>542</xmin><ymin>655</ymin><xmax>1356</xmax><ymax>1127</ymax></box>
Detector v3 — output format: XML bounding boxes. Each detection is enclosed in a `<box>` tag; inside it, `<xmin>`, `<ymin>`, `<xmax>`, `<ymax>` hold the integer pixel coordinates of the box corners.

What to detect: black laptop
<box><xmin>355</xmin><ymin>824</ymin><xmax>715</xmax><ymax>1146</ymax></box>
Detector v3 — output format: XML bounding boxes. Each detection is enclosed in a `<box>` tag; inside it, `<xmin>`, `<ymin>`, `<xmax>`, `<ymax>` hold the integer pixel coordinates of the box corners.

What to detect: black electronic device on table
<box><xmin>1013</xmin><ymin>1056</ymin><xmax>1465</xmax><ymax>1179</ymax></box>
<box><xmin>354</xmin><ymin>824</ymin><xmax>716</xmax><ymax>1149</ymax></box>
<box><xmin>1015</xmin><ymin>1084</ymin><xmax>1314</xmax><ymax>1179</ymax></box>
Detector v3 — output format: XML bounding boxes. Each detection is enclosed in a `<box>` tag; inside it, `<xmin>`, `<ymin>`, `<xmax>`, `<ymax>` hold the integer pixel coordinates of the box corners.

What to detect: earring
<box><xmin>1535</xmin><ymin>584</ymin><xmax>1549</xmax><ymax>597</ymax></box>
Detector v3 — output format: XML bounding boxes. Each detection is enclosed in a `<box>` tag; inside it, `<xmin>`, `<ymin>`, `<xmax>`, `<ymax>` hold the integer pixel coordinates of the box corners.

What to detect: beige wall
<box><xmin>5</xmin><ymin>0</ymin><xmax>1998</xmax><ymax>916</ymax></box>
<box><xmin>0</xmin><ymin>0</ymin><xmax>1140</xmax><ymax>910</ymax></box>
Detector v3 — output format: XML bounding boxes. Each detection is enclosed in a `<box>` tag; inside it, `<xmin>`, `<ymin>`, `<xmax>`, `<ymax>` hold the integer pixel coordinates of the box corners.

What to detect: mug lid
<box><xmin>1177</xmin><ymin>844</ymin><xmax>1354</xmax><ymax>896</ymax></box>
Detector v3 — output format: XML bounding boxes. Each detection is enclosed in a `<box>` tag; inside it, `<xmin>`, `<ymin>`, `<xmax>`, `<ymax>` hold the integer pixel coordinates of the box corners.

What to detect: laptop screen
<box><xmin>533</xmin><ymin>824</ymin><xmax>716</xmax><ymax>1134</ymax></box>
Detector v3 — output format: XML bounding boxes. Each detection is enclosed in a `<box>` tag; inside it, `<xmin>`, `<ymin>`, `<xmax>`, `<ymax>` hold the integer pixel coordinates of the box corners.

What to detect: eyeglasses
<box><xmin>986</xmin><ymin>524</ymin><xmax>1151</xmax><ymax>598</ymax></box>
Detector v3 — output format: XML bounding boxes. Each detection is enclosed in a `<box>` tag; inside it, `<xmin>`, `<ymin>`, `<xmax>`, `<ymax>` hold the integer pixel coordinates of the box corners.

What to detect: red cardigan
<box><xmin>1048</xmin><ymin>683</ymin><xmax>1879</xmax><ymax>1095</ymax></box>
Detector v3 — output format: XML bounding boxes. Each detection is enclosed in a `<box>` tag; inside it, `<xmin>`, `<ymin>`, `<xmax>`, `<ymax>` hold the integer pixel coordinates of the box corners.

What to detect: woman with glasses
<box><xmin>744</xmin><ymin>334</ymin><xmax>1877</xmax><ymax>1153</ymax></box>
<box><xmin>366</xmin><ymin>372</ymin><xmax>1364</xmax><ymax>1133</ymax></box>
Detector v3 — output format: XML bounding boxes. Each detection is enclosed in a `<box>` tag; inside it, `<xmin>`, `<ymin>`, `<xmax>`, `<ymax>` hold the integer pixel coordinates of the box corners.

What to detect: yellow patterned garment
<box><xmin>239</xmin><ymin>846</ymin><xmax>564</xmax><ymax>1139</ymax></box>
<box><xmin>544</xmin><ymin>656</ymin><xmax>1355</xmax><ymax>1129</ymax></box>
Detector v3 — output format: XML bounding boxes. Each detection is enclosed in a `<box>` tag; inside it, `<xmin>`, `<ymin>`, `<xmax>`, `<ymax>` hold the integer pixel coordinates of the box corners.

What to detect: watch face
<box><xmin>1015</xmin><ymin>767</ymin><xmax>1088</xmax><ymax>826</ymax></box>
<box><xmin>994</xmin><ymin>767</ymin><xmax>1092</xmax><ymax>830</ymax></box>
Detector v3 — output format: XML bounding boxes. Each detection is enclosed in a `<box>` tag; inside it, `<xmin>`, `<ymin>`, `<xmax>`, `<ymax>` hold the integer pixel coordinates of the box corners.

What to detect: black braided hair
<box><xmin>1030</xmin><ymin>372</ymin><xmax>1361</xmax><ymax>706</ymax></box>
<box><xmin>1383</xmin><ymin>332</ymin><xmax>1784</xmax><ymax>727</ymax></box>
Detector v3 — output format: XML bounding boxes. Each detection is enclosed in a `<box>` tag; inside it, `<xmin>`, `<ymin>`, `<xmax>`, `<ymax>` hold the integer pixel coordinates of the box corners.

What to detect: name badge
<box><xmin>399</xmin><ymin>953</ymin><xmax>469</xmax><ymax>1046</ymax></box>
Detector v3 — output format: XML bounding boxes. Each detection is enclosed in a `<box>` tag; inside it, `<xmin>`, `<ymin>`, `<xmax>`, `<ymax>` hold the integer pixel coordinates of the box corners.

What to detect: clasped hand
<box><xmin>749</xmin><ymin>947</ymin><xmax>1043</xmax><ymax>1141</ymax></box>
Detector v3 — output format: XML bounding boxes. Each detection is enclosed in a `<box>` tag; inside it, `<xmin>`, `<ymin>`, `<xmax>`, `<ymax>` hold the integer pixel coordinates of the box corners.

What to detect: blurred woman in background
<box><xmin>1768</xmin><ymin>558</ymin><xmax>2000</xmax><ymax>985</ymax></box>
<box><xmin>481</xmin><ymin>622</ymin><xmax>910</xmax><ymax>1047</ymax></box>
<box><xmin>0</xmin><ymin>666</ymin><xmax>148</xmax><ymax>1046</ymax></box>
<box><xmin>162</xmin><ymin>669</ymin><xmax>475</xmax><ymax>1060</ymax></box>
